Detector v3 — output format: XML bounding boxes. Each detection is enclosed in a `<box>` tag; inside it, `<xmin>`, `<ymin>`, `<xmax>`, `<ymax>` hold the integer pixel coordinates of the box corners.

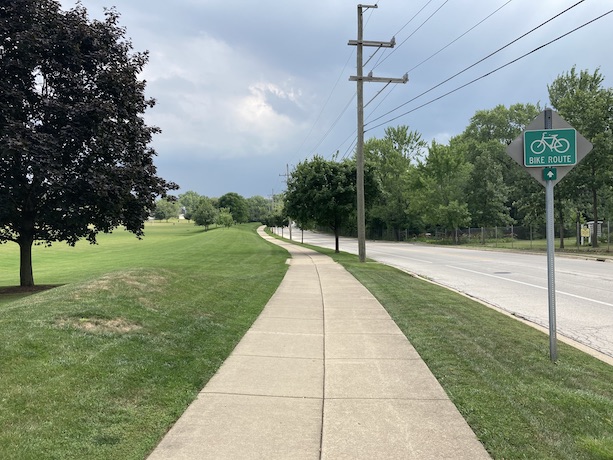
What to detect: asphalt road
<box><xmin>283</xmin><ymin>228</ymin><xmax>613</xmax><ymax>359</ymax></box>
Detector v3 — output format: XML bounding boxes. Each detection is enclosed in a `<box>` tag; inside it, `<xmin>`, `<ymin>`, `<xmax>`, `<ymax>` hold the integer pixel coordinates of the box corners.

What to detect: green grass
<box><xmin>0</xmin><ymin>223</ymin><xmax>289</xmax><ymax>459</ymax></box>
<box><xmin>4</xmin><ymin>223</ymin><xmax>613</xmax><ymax>459</ymax></box>
<box><xmin>284</xmin><ymin>238</ymin><xmax>613</xmax><ymax>460</ymax></box>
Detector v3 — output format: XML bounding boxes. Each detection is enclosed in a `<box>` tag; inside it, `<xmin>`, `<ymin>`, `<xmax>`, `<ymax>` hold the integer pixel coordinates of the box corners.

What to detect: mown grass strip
<box><xmin>0</xmin><ymin>223</ymin><xmax>289</xmax><ymax>459</ymax></box>
<box><xmin>299</xmin><ymin>242</ymin><xmax>613</xmax><ymax>460</ymax></box>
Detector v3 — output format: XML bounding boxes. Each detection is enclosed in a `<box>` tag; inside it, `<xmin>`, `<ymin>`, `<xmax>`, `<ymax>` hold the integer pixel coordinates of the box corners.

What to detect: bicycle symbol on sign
<box><xmin>530</xmin><ymin>132</ymin><xmax>571</xmax><ymax>154</ymax></box>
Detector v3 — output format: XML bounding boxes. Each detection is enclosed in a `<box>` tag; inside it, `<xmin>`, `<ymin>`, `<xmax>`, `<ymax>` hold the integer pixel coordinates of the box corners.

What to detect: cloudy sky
<box><xmin>58</xmin><ymin>0</ymin><xmax>613</xmax><ymax>199</ymax></box>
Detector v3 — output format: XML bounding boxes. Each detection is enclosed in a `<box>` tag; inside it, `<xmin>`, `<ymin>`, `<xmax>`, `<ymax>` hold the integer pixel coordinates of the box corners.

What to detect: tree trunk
<box><xmin>19</xmin><ymin>235</ymin><xmax>35</xmax><ymax>286</ymax></box>
<box><xmin>592</xmin><ymin>187</ymin><xmax>599</xmax><ymax>248</ymax></box>
<box><xmin>334</xmin><ymin>226</ymin><xmax>340</xmax><ymax>253</ymax></box>
<box><xmin>558</xmin><ymin>205</ymin><xmax>565</xmax><ymax>249</ymax></box>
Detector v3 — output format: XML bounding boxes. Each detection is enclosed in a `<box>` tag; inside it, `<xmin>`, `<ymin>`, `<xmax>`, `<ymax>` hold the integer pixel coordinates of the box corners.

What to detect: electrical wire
<box><xmin>365</xmin><ymin>8</ymin><xmax>613</xmax><ymax>133</ymax></box>
<box><xmin>367</xmin><ymin>0</ymin><xmax>586</xmax><ymax>127</ymax></box>
<box><xmin>372</xmin><ymin>0</ymin><xmax>450</xmax><ymax>71</ymax></box>
<box><xmin>365</xmin><ymin>0</ymin><xmax>512</xmax><ymax>125</ymax></box>
<box><xmin>369</xmin><ymin>0</ymin><xmax>436</xmax><ymax>71</ymax></box>
<box><xmin>309</xmin><ymin>92</ymin><xmax>356</xmax><ymax>156</ymax></box>
<box><xmin>298</xmin><ymin>4</ymin><xmax>377</xmax><ymax>160</ymax></box>
<box><xmin>408</xmin><ymin>0</ymin><xmax>513</xmax><ymax>73</ymax></box>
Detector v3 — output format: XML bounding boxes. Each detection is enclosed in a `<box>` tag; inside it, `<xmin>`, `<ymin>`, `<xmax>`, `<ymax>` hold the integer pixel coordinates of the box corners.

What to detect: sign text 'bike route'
<box><xmin>523</xmin><ymin>128</ymin><xmax>577</xmax><ymax>167</ymax></box>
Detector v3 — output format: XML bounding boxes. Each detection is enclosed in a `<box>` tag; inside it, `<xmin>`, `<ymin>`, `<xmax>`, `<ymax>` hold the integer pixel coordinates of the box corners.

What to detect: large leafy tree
<box><xmin>285</xmin><ymin>156</ymin><xmax>370</xmax><ymax>252</ymax></box>
<box><xmin>460</xmin><ymin>103</ymin><xmax>542</xmax><ymax>227</ymax></box>
<box><xmin>153</xmin><ymin>198</ymin><xmax>180</xmax><ymax>222</ymax></box>
<box><xmin>178</xmin><ymin>190</ymin><xmax>201</xmax><ymax>220</ymax></box>
<box><xmin>0</xmin><ymin>1</ymin><xmax>176</xmax><ymax>286</ymax></box>
<box><xmin>548</xmin><ymin>67</ymin><xmax>613</xmax><ymax>247</ymax></box>
<box><xmin>410</xmin><ymin>141</ymin><xmax>472</xmax><ymax>239</ymax></box>
<box><xmin>246</xmin><ymin>195</ymin><xmax>271</xmax><ymax>223</ymax></box>
<box><xmin>463</xmin><ymin>140</ymin><xmax>514</xmax><ymax>227</ymax></box>
<box><xmin>365</xmin><ymin>125</ymin><xmax>425</xmax><ymax>239</ymax></box>
<box><xmin>218</xmin><ymin>192</ymin><xmax>249</xmax><ymax>224</ymax></box>
<box><xmin>192</xmin><ymin>196</ymin><xmax>218</xmax><ymax>230</ymax></box>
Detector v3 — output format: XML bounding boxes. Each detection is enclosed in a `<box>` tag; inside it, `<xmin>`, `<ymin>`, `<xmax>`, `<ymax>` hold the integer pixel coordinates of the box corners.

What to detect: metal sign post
<box><xmin>543</xmin><ymin>110</ymin><xmax>558</xmax><ymax>361</ymax></box>
<box><xmin>507</xmin><ymin>109</ymin><xmax>593</xmax><ymax>362</ymax></box>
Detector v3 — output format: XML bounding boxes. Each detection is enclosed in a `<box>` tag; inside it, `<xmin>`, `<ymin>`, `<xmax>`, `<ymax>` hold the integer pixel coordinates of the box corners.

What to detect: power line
<box><xmin>365</xmin><ymin>0</ymin><xmax>512</xmax><ymax>124</ymax></box>
<box><xmin>408</xmin><ymin>0</ymin><xmax>513</xmax><ymax>73</ymax></box>
<box><xmin>392</xmin><ymin>0</ymin><xmax>437</xmax><ymax>37</ymax></box>
<box><xmin>367</xmin><ymin>0</ymin><xmax>586</xmax><ymax>127</ymax></box>
<box><xmin>294</xmin><ymin>50</ymin><xmax>354</xmax><ymax>157</ymax></box>
<box><xmin>369</xmin><ymin>0</ymin><xmax>437</xmax><ymax>71</ymax></box>
<box><xmin>372</xmin><ymin>0</ymin><xmax>450</xmax><ymax>71</ymax></box>
<box><xmin>298</xmin><ymin>0</ymin><xmax>378</xmax><ymax>160</ymax></box>
<box><xmin>309</xmin><ymin>92</ymin><xmax>356</xmax><ymax>156</ymax></box>
<box><xmin>365</xmin><ymin>8</ymin><xmax>613</xmax><ymax>132</ymax></box>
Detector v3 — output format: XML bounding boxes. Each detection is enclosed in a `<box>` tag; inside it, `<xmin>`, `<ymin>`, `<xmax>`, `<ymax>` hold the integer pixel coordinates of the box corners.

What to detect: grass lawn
<box><xmin>3</xmin><ymin>222</ymin><xmax>613</xmax><ymax>459</ymax></box>
<box><xmin>314</xmin><ymin>247</ymin><xmax>613</xmax><ymax>460</ymax></box>
<box><xmin>0</xmin><ymin>223</ymin><xmax>289</xmax><ymax>459</ymax></box>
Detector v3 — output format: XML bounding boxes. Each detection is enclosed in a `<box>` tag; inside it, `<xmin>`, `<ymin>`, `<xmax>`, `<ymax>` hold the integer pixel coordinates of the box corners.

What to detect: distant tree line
<box><xmin>284</xmin><ymin>67</ymin><xmax>613</xmax><ymax>248</ymax></box>
<box><xmin>153</xmin><ymin>191</ymin><xmax>282</xmax><ymax>230</ymax></box>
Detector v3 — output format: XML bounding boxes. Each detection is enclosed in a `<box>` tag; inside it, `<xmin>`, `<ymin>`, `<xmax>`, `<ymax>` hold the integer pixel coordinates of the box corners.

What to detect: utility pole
<box><xmin>349</xmin><ymin>4</ymin><xmax>408</xmax><ymax>262</ymax></box>
<box><xmin>279</xmin><ymin>164</ymin><xmax>292</xmax><ymax>240</ymax></box>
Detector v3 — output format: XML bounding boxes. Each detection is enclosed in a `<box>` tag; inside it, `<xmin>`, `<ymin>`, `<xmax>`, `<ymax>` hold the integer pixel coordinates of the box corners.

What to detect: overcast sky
<box><xmin>58</xmin><ymin>0</ymin><xmax>613</xmax><ymax>199</ymax></box>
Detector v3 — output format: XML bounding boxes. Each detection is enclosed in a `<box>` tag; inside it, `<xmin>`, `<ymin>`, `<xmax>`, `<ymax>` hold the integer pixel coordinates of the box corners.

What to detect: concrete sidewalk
<box><xmin>147</xmin><ymin>228</ymin><xmax>491</xmax><ymax>459</ymax></box>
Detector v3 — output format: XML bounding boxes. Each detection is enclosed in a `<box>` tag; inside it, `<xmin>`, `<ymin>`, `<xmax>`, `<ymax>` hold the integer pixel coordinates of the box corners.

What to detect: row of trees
<box><xmin>153</xmin><ymin>191</ymin><xmax>281</xmax><ymax>229</ymax></box>
<box><xmin>284</xmin><ymin>67</ymin><xmax>613</xmax><ymax>249</ymax></box>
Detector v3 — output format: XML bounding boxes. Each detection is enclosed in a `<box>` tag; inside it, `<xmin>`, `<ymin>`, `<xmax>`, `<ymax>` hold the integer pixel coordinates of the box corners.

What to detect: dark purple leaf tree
<box><xmin>0</xmin><ymin>0</ymin><xmax>177</xmax><ymax>286</ymax></box>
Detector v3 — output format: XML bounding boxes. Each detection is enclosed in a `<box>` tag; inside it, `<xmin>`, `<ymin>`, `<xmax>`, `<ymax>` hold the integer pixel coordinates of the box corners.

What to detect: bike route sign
<box><xmin>524</xmin><ymin>128</ymin><xmax>576</xmax><ymax>167</ymax></box>
<box><xmin>507</xmin><ymin>110</ymin><xmax>592</xmax><ymax>186</ymax></box>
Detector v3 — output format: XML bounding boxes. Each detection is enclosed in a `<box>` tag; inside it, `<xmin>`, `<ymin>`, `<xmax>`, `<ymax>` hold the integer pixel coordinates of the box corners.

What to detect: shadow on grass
<box><xmin>0</xmin><ymin>284</ymin><xmax>64</xmax><ymax>305</ymax></box>
<box><xmin>0</xmin><ymin>284</ymin><xmax>63</xmax><ymax>294</ymax></box>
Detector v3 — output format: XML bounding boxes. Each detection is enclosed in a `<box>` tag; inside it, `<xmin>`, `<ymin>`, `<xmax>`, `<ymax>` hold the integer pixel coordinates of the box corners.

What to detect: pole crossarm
<box><xmin>349</xmin><ymin>4</ymin><xmax>408</xmax><ymax>263</ymax></box>
<box><xmin>348</xmin><ymin>38</ymin><xmax>396</xmax><ymax>48</ymax></box>
<box><xmin>350</xmin><ymin>72</ymin><xmax>408</xmax><ymax>83</ymax></box>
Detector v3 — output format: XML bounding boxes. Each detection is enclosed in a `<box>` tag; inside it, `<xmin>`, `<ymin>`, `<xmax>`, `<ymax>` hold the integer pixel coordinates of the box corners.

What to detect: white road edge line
<box><xmin>447</xmin><ymin>265</ymin><xmax>613</xmax><ymax>308</ymax></box>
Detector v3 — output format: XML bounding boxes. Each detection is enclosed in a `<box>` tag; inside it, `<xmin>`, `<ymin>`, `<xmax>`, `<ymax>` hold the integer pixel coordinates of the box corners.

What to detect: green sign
<box><xmin>543</xmin><ymin>167</ymin><xmax>557</xmax><ymax>181</ymax></box>
<box><xmin>524</xmin><ymin>128</ymin><xmax>576</xmax><ymax>167</ymax></box>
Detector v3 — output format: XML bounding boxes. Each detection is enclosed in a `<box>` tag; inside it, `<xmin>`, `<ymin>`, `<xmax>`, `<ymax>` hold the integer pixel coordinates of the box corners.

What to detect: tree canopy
<box><xmin>192</xmin><ymin>196</ymin><xmax>218</xmax><ymax>230</ymax></box>
<box><xmin>153</xmin><ymin>198</ymin><xmax>180</xmax><ymax>222</ymax></box>
<box><xmin>548</xmin><ymin>67</ymin><xmax>613</xmax><ymax>246</ymax></box>
<box><xmin>0</xmin><ymin>1</ymin><xmax>177</xmax><ymax>285</ymax></box>
<box><xmin>365</xmin><ymin>125</ymin><xmax>425</xmax><ymax>239</ymax></box>
<box><xmin>285</xmin><ymin>155</ymin><xmax>377</xmax><ymax>252</ymax></box>
<box><xmin>218</xmin><ymin>192</ymin><xmax>249</xmax><ymax>224</ymax></box>
<box><xmin>280</xmin><ymin>78</ymin><xmax>611</xmax><ymax>246</ymax></box>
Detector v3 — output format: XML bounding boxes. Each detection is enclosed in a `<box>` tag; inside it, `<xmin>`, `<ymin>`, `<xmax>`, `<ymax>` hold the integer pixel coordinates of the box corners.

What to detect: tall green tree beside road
<box><xmin>285</xmin><ymin>156</ymin><xmax>376</xmax><ymax>252</ymax></box>
<box><xmin>365</xmin><ymin>126</ymin><xmax>425</xmax><ymax>239</ymax></box>
<box><xmin>0</xmin><ymin>1</ymin><xmax>177</xmax><ymax>286</ymax></box>
<box><xmin>548</xmin><ymin>67</ymin><xmax>613</xmax><ymax>247</ymax></box>
<box><xmin>464</xmin><ymin>140</ymin><xmax>514</xmax><ymax>227</ymax></box>
<box><xmin>461</xmin><ymin>103</ymin><xmax>542</xmax><ymax>227</ymax></box>
<box><xmin>410</xmin><ymin>141</ymin><xmax>471</xmax><ymax>240</ymax></box>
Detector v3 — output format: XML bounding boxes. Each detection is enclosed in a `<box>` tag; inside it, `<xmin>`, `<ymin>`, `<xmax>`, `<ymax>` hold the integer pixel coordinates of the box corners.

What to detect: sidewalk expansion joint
<box><xmin>324</xmin><ymin>396</ymin><xmax>450</xmax><ymax>401</ymax></box>
<box><xmin>324</xmin><ymin>357</ymin><xmax>421</xmax><ymax>361</ymax></box>
<box><xmin>233</xmin><ymin>353</ymin><xmax>323</xmax><ymax>360</ymax></box>
<box><xmin>200</xmin><ymin>391</ymin><xmax>323</xmax><ymax>401</ymax></box>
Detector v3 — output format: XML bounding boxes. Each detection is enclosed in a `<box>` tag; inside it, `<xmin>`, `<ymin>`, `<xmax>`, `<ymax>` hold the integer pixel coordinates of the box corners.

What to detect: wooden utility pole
<box><xmin>349</xmin><ymin>4</ymin><xmax>407</xmax><ymax>262</ymax></box>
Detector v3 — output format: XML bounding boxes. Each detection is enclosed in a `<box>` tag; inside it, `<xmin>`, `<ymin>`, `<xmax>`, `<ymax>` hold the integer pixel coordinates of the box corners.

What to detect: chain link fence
<box><xmin>421</xmin><ymin>222</ymin><xmax>611</xmax><ymax>252</ymax></box>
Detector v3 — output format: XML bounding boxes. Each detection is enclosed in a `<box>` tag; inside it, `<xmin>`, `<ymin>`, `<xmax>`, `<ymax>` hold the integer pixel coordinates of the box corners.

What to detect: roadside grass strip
<box><xmin>0</xmin><ymin>223</ymin><xmax>288</xmax><ymax>459</ymax></box>
<box><xmin>307</xmin><ymin>244</ymin><xmax>613</xmax><ymax>460</ymax></box>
